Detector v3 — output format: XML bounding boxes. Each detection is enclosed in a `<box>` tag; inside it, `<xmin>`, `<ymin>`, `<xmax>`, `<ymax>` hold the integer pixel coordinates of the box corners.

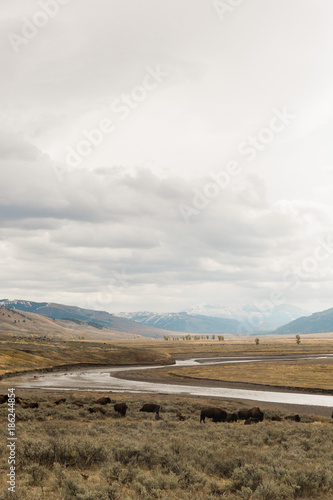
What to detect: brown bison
<box><xmin>95</xmin><ymin>397</ymin><xmax>111</xmax><ymax>405</ymax></box>
<box><xmin>0</xmin><ymin>395</ymin><xmax>8</xmax><ymax>404</ymax></box>
<box><xmin>54</xmin><ymin>398</ymin><xmax>66</xmax><ymax>405</ymax></box>
<box><xmin>271</xmin><ymin>415</ymin><xmax>282</xmax><ymax>421</ymax></box>
<box><xmin>88</xmin><ymin>406</ymin><xmax>107</xmax><ymax>415</ymax></box>
<box><xmin>114</xmin><ymin>403</ymin><xmax>128</xmax><ymax>417</ymax></box>
<box><xmin>225</xmin><ymin>412</ymin><xmax>238</xmax><ymax>422</ymax></box>
<box><xmin>200</xmin><ymin>407</ymin><xmax>227</xmax><ymax>423</ymax></box>
<box><xmin>237</xmin><ymin>407</ymin><xmax>264</xmax><ymax>422</ymax></box>
<box><xmin>140</xmin><ymin>404</ymin><xmax>160</xmax><ymax>415</ymax></box>
<box><xmin>22</xmin><ymin>402</ymin><xmax>39</xmax><ymax>409</ymax></box>
<box><xmin>284</xmin><ymin>414</ymin><xmax>301</xmax><ymax>422</ymax></box>
<box><xmin>244</xmin><ymin>418</ymin><xmax>260</xmax><ymax>425</ymax></box>
<box><xmin>176</xmin><ymin>412</ymin><xmax>186</xmax><ymax>421</ymax></box>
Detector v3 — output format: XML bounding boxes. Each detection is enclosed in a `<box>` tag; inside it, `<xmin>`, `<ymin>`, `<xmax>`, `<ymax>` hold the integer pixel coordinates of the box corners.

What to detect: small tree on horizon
<box><xmin>296</xmin><ymin>334</ymin><xmax>301</xmax><ymax>345</ymax></box>
<box><xmin>255</xmin><ymin>337</ymin><xmax>260</xmax><ymax>345</ymax></box>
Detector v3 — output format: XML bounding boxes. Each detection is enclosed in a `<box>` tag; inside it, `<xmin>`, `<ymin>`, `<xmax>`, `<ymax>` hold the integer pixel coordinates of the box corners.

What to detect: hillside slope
<box><xmin>0</xmin><ymin>300</ymin><xmax>171</xmax><ymax>338</ymax></box>
<box><xmin>0</xmin><ymin>335</ymin><xmax>174</xmax><ymax>377</ymax></box>
<box><xmin>0</xmin><ymin>306</ymin><xmax>141</xmax><ymax>340</ymax></box>
<box><xmin>274</xmin><ymin>307</ymin><xmax>333</xmax><ymax>334</ymax></box>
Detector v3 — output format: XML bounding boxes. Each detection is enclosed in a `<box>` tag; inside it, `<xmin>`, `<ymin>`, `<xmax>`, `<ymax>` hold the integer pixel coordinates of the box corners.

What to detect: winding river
<box><xmin>2</xmin><ymin>354</ymin><xmax>333</xmax><ymax>409</ymax></box>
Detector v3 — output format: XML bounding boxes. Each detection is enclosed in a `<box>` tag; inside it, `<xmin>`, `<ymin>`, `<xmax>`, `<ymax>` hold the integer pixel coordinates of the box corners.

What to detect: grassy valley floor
<box><xmin>0</xmin><ymin>391</ymin><xmax>333</xmax><ymax>499</ymax></box>
<box><xmin>151</xmin><ymin>358</ymin><xmax>333</xmax><ymax>392</ymax></box>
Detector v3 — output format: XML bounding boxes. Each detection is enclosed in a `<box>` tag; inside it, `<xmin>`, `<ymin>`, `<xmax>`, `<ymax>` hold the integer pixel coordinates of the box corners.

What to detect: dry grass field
<box><xmin>112</xmin><ymin>337</ymin><xmax>333</xmax><ymax>359</ymax></box>
<box><xmin>0</xmin><ymin>391</ymin><xmax>332</xmax><ymax>500</ymax></box>
<box><xmin>163</xmin><ymin>359</ymin><xmax>333</xmax><ymax>391</ymax></box>
<box><xmin>0</xmin><ymin>336</ymin><xmax>173</xmax><ymax>378</ymax></box>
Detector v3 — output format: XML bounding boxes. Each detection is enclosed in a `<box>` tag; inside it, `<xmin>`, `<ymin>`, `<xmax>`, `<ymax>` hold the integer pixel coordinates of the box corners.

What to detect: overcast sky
<box><xmin>1</xmin><ymin>0</ymin><xmax>333</xmax><ymax>315</ymax></box>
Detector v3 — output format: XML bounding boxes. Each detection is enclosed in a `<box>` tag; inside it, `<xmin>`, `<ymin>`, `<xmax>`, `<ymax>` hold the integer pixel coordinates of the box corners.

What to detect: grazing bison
<box><xmin>88</xmin><ymin>406</ymin><xmax>107</xmax><ymax>415</ymax></box>
<box><xmin>176</xmin><ymin>412</ymin><xmax>186</xmax><ymax>421</ymax></box>
<box><xmin>200</xmin><ymin>407</ymin><xmax>227</xmax><ymax>423</ymax></box>
<box><xmin>73</xmin><ymin>401</ymin><xmax>84</xmax><ymax>407</ymax></box>
<box><xmin>225</xmin><ymin>412</ymin><xmax>238</xmax><ymax>422</ymax></box>
<box><xmin>244</xmin><ymin>418</ymin><xmax>260</xmax><ymax>425</ymax></box>
<box><xmin>22</xmin><ymin>402</ymin><xmax>39</xmax><ymax>409</ymax></box>
<box><xmin>140</xmin><ymin>404</ymin><xmax>160</xmax><ymax>415</ymax></box>
<box><xmin>284</xmin><ymin>414</ymin><xmax>301</xmax><ymax>422</ymax></box>
<box><xmin>271</xmin><ymin>415</ymin><xmax>282</xmax><ymax>421</ymax></box>
<box><xmin>54</xmin><ymin>398</ymin><xmax>66</xmax><ymax>405</ymax></box>
<box><xmin>237</xmin><ymin>407</ymin><xmax>264</xmax><ymax>422</ymax></box>
<box><xmin>95</xmin><ymin>397</ymin><xmax>111</xmax><ymax>405</ymax></box>
<box><xmin>114</xmin><ymin>403</ymin><xmax>128</xmax><ymax>417</ymax></box>
<box><xmin>0</xmin><ymin>395</ymin><xmax>8</xmax><ymax>404</ymax></box>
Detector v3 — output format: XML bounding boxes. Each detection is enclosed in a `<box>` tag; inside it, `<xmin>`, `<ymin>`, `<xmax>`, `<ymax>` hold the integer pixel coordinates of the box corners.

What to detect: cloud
<box><xmin>1</xmin><ymin>133</ymin><xmax>333</xmax><ymax>311</ymax></box>
<box><xmin>2</xmin><ymin>1</ymin><xmax>333</xmax><ymax>312</ymax></box>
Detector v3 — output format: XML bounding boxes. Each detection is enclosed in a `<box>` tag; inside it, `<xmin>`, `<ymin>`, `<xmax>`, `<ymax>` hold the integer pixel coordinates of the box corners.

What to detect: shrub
<box><xmin>230</xmin><ymin>464</ymin><xmax>263</xmax><ymax>492</ymax></box>
<box><xmin>213</xmin><ymin>457</ymin><xmax>244</xmax><ymax>478</ymax></box>
<box><xmin>253</xmin><ymin>480</ymin><xmax>294</xmax><ymax>500</ymax></box>
<box><xmin>27</xmin><ymin>464</ymin><xmax>48</xmax><ymax>486</ymax></box>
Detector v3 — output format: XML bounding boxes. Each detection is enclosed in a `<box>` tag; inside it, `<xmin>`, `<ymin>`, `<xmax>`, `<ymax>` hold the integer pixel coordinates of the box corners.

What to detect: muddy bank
<box><xmin>0</xmin><ymin>360</ymin><xmax>175</xmax><ymax>381</ymax></box>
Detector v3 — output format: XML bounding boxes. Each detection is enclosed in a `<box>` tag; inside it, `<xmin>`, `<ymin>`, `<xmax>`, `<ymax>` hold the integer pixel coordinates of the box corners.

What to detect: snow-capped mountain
<box><xmin>185</xmin><ymin>303</ymin><xmax>311</xmax><ymax>331</ymax></box>
<box><xmin>116</xmin><ymin>311</ymin><xmax>240</xmax><ymax>334</ymax></box>
<box><xmin>118</xmin><ymin>303</ymin><xmax>311</xmax><ymax>333</ymax></box>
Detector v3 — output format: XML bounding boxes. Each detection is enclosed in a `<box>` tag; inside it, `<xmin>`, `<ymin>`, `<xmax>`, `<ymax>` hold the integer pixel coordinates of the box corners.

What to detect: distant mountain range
<box><xmin>274</xmin><ymin>307</ymin><xmax>333</xmax><ymax>334</ymax></box>
<box><xmin>119</xmin><ymin>304</ymin><xmax>310</xmax><ymax>333</ymax></box>
<box><xmin>0</xmin><ymin>300</ymin><xmax>168</xmax><ymax>339</ymax></box>
<box><xmin>0</xmin><ymin>299</ymin><xmax>319</xmax><ymax>337</ymax></box>
<box><xmin>0</xmin><ymin>305</ymin><xmax>138</xmax><ymax>340</ymax></box>
<box><xmin>117</xmin><ymin>311</ymin><xmax>240</xmax><ymax>334</ymax></box>
<box><xmin>186</xmin><ymin>303</ymin><xmax>311</xmax><ymax>331</ymax></box>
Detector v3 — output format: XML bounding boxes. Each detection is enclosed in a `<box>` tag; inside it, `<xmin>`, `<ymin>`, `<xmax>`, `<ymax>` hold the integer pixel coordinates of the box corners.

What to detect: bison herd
<box><xmin>199</xmin><ymin>406</ymin><xmax>303</xmax><ymax>425</ymax></box>
<box><xmin>200</xmin><ymin>406</ymin><xmax>264</xmax><ymax>424</ymax></box>
<box><xmin>0</xmin><ymin>395</ymin><xmax>309</xmax><ymax>423</ymax></box>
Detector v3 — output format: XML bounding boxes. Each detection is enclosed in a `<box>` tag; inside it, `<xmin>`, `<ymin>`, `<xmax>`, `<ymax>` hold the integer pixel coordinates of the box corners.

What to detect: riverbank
<box><xmin>115</xmin><ymin>356</ymin><xmax>333</xmax><ymax>395</ymax></box>
<box><xmin>0</xmin><ymin>335</ymin><xmax>174</xmax><ymax>377</ymax></box>
<box><xmin>3</xmin><ymin>357</ymin><xmax>333</xmax><ymax>417</ymax></box>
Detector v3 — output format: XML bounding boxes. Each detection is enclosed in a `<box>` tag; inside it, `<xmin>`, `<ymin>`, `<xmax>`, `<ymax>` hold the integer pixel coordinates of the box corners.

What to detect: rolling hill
<box><xmin>274</xmin><ymin>306</ymin><xmax>333</xmax><ymax>334</ymax></box>
<box><xmin>0</xmin><ymin>300</ymin><xmax>171</xmax><ymax>339</ymax></box>
<box><xmin>0</xmin><ymin>306</ymin><xmax>141</xmax><ymax>340</ymax></box>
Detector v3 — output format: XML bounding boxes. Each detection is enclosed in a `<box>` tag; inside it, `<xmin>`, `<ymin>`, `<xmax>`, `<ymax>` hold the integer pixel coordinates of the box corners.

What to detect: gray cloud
<box><xmin>1</xmin><ymin>0</ymin><xmax>333</xmax><ymax>312</ymax></box>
